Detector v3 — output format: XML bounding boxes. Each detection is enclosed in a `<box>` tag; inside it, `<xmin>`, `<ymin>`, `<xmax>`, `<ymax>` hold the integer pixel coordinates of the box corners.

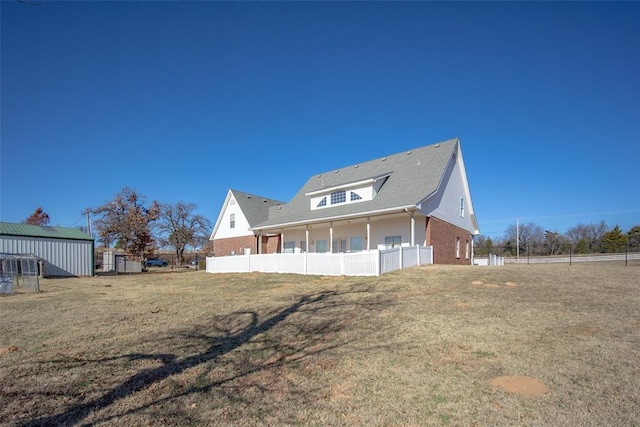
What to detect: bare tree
<box><xmin>543</xmin><ymin>230</ymin><xmax>568</xmax><ymax>255</ymax></box>
<box><xmin>91</xmin><ymin>188</ymin><xmax>160</xmax><ymax>260</ymax></box>
<box><xmin>156</xmin><ymin>202</ymin><xmax>211</xmax><ymax>265</ymax></box>
<box><xmin>504</xmin><ymin>221</ymin><xmax>544</xmax><ymax>254</ymax></box>
<box><xmin>565</xmin><ymin>220</ymin><xmax>609</xmax><ymax>252</ymax></box>
<box><xmin>25</xmin><ymin>207</ymin><xmax>50</xmax><ymax>226</ymax></box>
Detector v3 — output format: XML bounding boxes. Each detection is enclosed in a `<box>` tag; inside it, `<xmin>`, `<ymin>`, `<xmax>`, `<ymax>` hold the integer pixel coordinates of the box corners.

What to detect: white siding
<box><xmin>214</xmin><ymin>196</ymin><xmax>254</xmax><ymax>239</ymax></box>
<box><xmin>0</xmin><ymin>236</ymin><xmax>93</xmax><ymax>277</ymax></box>
<box><xmin>420</xmin><ymin>153</ymin><xmax>475</xmax><ymax>233</ymax></box>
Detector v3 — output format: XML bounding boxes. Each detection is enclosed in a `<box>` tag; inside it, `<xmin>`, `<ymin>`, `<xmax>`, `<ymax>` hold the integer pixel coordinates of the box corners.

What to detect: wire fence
<box><xmin>476</xmin><ymin>243</ymin><xmax>640</xmax><ymax>266</ymax></box>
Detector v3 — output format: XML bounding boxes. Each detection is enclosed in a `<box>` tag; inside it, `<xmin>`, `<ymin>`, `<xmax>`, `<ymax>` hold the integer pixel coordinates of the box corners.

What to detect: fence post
<box><xmin>376</xmin><ymin>250</ymin><xmax>381</xmax><ymax>276</ymax></box>
<box><xmin>569</xmin><ymin>243</ymin><xmax>572</xmax><ymax>266</ymax></box>
<box><xmin>625</xmin><ymin>242</ymin><xmax>628</xmax><ymax>267</ymax></box>
<box><xmin>416</xmin><ymin>244</ymin><xmax>421</xmax><ymax>266</ymax></box>
<box><xmin>399</xmin><ymin>246</ymin><xmax>404</xmax><ymax>269</ymax></box>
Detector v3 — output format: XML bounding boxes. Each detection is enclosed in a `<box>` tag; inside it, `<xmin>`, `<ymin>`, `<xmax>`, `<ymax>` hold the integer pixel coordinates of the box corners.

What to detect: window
<box><xmin>300</xmin><ymin>241</ymin><xmax>307</xmax><ymax>253</ymax></box>
<box><xmin>316</xmin><ymin>197</ymin><xmax>327</xmax><ymax>208</ymax></box>
<box><xmin>385</xmin><ymin>236</ymin><xmax>401</xmax><ymax>248</ymax></box>
<box><xmin>316</xmin><ymin>240</ymin><xmax>327</xmax><ymax>253</ymax></box>
<box><xmin>230</xmin><ymin>213</ymin><xmax>235</xmax><ymax>229</ymax></box>
<box><xmin>283</xmin><ymin>241</ymin><xmax>295</xmax><ymax>253</ymax></box>
<box><xmin>350</xmin><ymin>237</ymin><xmax>363</xmax><ymax>252</ymax></box>
<box><xmin>330</xmin><ymin>190</ymin><xmax>346</xmax><ymax>205</ymax></box>
<box><xmin>460</xmin><ymin>197</ymin><xmax>465</xmax><ymax>218</ymax></box>
<box><xmin>350</xmin><ymin>191</ymin><xmax>362</xmax><ymax>201</ymax></box>
<box><xmin>465</xmin><ymin>239</ymin><xmax>470</xmax><ymax>259</ymax></box>
<box><xmin>456</xmin><ymin>237</ymin><xmax>461</xmax><ymax>258</ymax></box>
<box><xmin>332</xmin><ymin>239</ymin><xmax>347</xmax><ymax>253</ymax></box>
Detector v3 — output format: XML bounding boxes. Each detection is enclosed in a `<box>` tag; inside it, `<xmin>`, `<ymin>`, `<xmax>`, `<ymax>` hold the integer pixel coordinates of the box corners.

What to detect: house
<box><xmin>0</xmin><ymin>222</ymin><xmax>95</xmax><ymax>276</ymax></box>
<box><xmin>210</xmin><ymin>138</ymin><xmax>479</xmax><ymax>266</ymax></box>
<box><xmin>210</xmin><ymin>190</ymin><xmax>286</xmax><ymax>257</ymax></box>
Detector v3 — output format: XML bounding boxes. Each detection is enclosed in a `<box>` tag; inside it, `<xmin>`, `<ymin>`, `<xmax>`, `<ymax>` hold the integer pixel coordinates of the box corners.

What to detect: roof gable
<box><xmin>210</xmin><ymin>189</ymin><xmax>285</xmax><ymax>239</ymax></box>
<box><xmin>0</xmin><ymin>222</ymin><xmax>94</xmax><ymax>241</ymax></box>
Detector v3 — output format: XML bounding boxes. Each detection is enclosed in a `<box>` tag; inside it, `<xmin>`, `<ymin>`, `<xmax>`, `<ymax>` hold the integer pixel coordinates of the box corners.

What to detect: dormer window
<box><xmin>308</xmin><ymin>173</ymin><xmax>390</xmax><ymax>210</ymax></box>
<box><xmin>330</xmin><ymin>190</ymin><xmax>346</xmax><ymax>205</ymax></box>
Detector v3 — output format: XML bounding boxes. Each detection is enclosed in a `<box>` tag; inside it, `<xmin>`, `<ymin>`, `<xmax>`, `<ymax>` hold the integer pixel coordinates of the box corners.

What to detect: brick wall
<box><xmin>425</xmin><ymin>216</ymin><xmax>472</xmax><ymax>265</ymax></box>
<box><xmin>212</xmin><ymin>235</ymin><xmax>257</xmax><ymax>257</ymax></box>
<box><xmin>262</xmin><ymin>235</ymin><xmax>281</xmax><ymax>254</ymax></box>
<box><xmin>213</xmin><ymin>235</ymin><xmax>282</xmax><ymax>257</ymax></box>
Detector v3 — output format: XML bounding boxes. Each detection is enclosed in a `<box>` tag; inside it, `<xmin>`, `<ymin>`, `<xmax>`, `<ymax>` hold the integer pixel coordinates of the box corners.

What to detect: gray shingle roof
<box><xmin>253</xmin><ymin>138</ymin><xmax>459</xmax><ymax>229</ymax></box>
<box><xmin>0</xmin><ymin>222</ymin><xmax>94</xmax><ymax>241</ymax></box>
<box><xmin>230</xmin><ymin>189</ymin><xmax>285</xmax><ymax>227</ymax></box>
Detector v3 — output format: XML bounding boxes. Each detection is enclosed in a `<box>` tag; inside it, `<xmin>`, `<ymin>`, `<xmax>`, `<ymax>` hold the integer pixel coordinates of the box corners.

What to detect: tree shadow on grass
<box><xmin>21</xmin><ymin>285</ymin><xmax>389</xmax><ymax>426</ymax></box>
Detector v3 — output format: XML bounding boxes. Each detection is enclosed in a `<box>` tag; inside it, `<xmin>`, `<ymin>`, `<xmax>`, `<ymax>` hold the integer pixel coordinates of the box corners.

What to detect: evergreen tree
<box><xmin>574</xmin><ymin>238</ymin><xmax>590</xmax><ymax>254</ymax></box>
<box><xmin>600</xmin><ymin>225</ymin><xmax>627</xmax><ymax>253</ymax></box>
<box><xmin>627</xmin><ymin>225</ymin><xmax>640</xmax><ymax>250</ymax></box>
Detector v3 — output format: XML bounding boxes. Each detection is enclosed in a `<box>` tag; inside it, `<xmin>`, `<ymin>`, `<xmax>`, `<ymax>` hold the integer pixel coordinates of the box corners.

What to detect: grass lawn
<box><xmin>1</xmin><ymin>263</ymin><xmax>639</xmax><ymax>426</ymax></box>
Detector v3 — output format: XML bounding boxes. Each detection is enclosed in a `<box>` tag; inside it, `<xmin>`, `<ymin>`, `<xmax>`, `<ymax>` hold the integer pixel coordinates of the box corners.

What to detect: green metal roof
<box><xmin>0</xmin><ymin>222</ymin><xmax>94</xmax><ymax>241</ymax></box>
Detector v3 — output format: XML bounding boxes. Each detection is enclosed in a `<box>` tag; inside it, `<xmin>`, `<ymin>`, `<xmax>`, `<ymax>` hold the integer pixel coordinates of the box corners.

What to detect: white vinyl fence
<box><xmin>506</xmin><ymin>252</ymin><xmax>640</xmax><ymax>265</ymax></box>
<box><xmin>207</xmin><ymin>245</ymin><xmax>434</xmax><ymax>276</ymax></box>
<box><xmin>474</xmin><ymin>253</ymin><xmax>505</xmax><ymax>266</ymax></box>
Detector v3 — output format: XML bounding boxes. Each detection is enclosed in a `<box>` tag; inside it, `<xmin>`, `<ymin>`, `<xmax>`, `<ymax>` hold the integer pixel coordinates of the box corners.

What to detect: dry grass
<box><xmin>1</xmin><ymin>264</ymin><xmax>639</xmax><ymax>426</ymax></box>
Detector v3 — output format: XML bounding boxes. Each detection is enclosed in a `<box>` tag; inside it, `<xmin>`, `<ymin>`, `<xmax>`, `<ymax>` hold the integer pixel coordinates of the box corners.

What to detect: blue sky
<box><xmin>1</xmin><ymin>1</ymin><xmax>639</xmax><ymax>239</ymax></box>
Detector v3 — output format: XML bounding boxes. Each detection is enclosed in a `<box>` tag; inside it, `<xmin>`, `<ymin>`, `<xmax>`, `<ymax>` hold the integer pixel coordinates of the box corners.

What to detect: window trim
<box><xmin>230</xmin><ymin>213</ymin><xmax>235</xmax><ymax>229</ymax></box>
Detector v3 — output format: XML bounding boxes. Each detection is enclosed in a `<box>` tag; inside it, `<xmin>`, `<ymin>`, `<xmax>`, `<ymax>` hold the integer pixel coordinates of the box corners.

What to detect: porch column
<box><xmin>410</xmin><ymin>212</ymin><xmax>415</xmax><ymax>246</ymax></box>
<box><xmin>366</xmin><ymin>217</ymin><xmax>371</xmax><ymax>250</ymax></box>
<box><xmin>257</xmin><ymin>232</ymin><xmax>262</xmax><ymax>254</ymax></box>
<box><xmin>280</xmin><ymin>229</ymin><xmax>284</xmax><ymax>253</ymax></box>
<box><xmin>305</xmin><ymin>226</ymin><xmax>310</xmax><ymax>253</ymax></box>
<box><xmin>329</xmin><ymin>222</ymin><xmax>334</xmax><ymax>253</ymax></box>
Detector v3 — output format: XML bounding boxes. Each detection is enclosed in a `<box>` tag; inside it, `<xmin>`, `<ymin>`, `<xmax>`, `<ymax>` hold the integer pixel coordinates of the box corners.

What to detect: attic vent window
<box><xmin>316</xmin><ymin>197</ymin><xmax>327</xmax><ymax>208</ymax></box>
<box><xmin>350</xmin><ymin>192</ymin><xmax>362</xmax><ymax>201</ymax></box>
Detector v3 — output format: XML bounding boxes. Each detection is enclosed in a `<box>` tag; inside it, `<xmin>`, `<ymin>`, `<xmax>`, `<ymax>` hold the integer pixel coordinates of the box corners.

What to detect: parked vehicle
<box><xmin>144</xmin><ymin>257</ymin><xmax>168</xmax><ymax>267</ymax></box>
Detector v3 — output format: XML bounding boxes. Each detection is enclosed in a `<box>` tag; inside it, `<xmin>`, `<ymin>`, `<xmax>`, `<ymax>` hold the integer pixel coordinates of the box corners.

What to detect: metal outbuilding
<box><xmin>0</xmin><ymin>222</ymin><xmax>94</xmax><ymax>277</ymax></box>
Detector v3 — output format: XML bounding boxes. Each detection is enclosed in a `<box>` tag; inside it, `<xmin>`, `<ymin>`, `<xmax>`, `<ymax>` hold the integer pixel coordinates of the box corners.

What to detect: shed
<box><xmin>0</xmin><ymin>222</ymin><xmax>94</xmax><ymax>277</ymax></box>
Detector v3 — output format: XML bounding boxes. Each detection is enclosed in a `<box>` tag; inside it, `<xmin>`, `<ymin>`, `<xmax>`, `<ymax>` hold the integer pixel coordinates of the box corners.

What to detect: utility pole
<box><xmin>516</xmin><ymin>218</ymin><xmax>520</xmax><ymax>259</ymax></box>
<box><xmin>85</xmin><ymin>209</ymin><xmax>92</xmax><ymax>237</ymax></box>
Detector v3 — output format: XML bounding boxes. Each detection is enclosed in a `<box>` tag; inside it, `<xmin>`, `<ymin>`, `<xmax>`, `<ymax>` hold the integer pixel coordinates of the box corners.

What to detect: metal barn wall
<box><xmin>0</xmin><ymin>235</ymin><xmax>94</xmax><ymax>277</ymax></box>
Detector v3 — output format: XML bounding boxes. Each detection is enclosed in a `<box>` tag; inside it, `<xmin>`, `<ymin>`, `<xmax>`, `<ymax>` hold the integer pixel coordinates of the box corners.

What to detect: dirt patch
<box><xmin>490</xmin><ymin>376</ymin><xmax>549</xmax><ymax>396</ymax></box>
<box><xmin>452</xmin><ymin>301</ymin><xmax>472</xmax><ymax>308</ymax></box>
<box><xmin>504</xmin><ymin>282</ymin><xmax>517</xmax><ymax>288</ymax></box>
<box><xmin>471</xmin><ymin>280</ymin><xmax>483</xmax><ymax>286</ymax></box>
<box><xmin>0</xmin><ymin>346</ymin><xmax>19</xmax><ymax>355</ymax></box>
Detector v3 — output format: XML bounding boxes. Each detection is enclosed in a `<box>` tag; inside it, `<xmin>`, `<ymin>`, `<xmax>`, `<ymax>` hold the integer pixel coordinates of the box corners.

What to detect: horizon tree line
<box><xmin>475</xmin><ymin>220</ymin><xmax>640</xmax><ymax>257</ymax></box>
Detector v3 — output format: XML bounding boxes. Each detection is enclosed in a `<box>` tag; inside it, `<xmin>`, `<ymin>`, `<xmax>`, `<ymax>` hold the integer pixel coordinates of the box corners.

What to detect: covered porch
<box><xmin>254</xmin><ymin>209</ymin><xmax>427</xmax><ymax>255</ymax></box>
